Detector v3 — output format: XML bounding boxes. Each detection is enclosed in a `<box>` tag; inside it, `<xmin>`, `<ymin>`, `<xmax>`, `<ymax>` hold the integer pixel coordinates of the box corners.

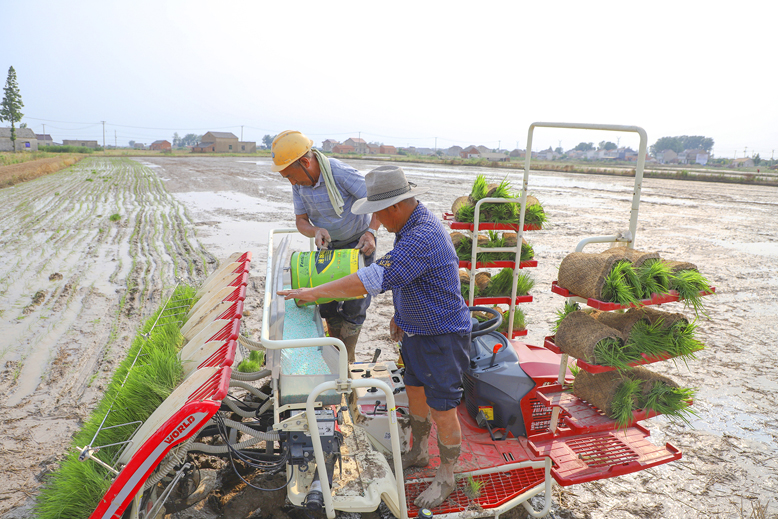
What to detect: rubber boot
<box><xmin>401</xmin><ymin>413</ymin><xmax>431</xmax><ymax>470</ymax></box>
<box><xmin>414</xmin><ymin>438</ymin><xmax>460</xmax><ymax>510</ymax></box>
<box><xmin>325</xmin><ymin>317</ymin><xmax>343</xmax><ymax>342</ymax></box>
<box><xmin>339</xmin><ymin>320</ymin><xmax>362</xmax><ymax>364</ymax></box>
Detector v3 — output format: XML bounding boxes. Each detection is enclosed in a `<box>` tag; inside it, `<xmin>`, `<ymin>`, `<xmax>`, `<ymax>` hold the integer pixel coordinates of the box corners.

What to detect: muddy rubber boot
<box><xmin>414</xmin><ymin>439</ymin><xmax>460</xmax><ymax>510</ymax></box>
<box><xmin>339</xmin><ymin>320</ymin><xmax>362</xmax><ymax>364</ymax></box>
<box><xmin>401</xmin><ymin>413</ymin><xmax>432</xmax><ymax>470</ymax></box>
<box><xmin>325</xmin><ymin>317</ymin><xmax>343</xmax><ymax>342</ymax></box>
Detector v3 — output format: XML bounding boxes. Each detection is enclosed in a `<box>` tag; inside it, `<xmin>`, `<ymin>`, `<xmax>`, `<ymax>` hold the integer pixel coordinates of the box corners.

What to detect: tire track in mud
<box><xmin>0</xmin><ymin>157</ymin><xmax>215</xmax><ymax>515</ymax></box>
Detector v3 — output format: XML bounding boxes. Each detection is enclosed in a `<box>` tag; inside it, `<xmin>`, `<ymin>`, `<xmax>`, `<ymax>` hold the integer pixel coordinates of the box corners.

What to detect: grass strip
<box><xmin>35</xmin><ymin>284</ymin><xmax>195</xmax><ymax>519</ymax></box>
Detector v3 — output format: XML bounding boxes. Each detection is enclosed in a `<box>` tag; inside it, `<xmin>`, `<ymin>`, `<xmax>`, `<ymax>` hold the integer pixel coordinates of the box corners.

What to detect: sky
<box><xmin>2</xmin><ymin>0</ymin><xmax>775</xmax><ymax>159</ymax></box>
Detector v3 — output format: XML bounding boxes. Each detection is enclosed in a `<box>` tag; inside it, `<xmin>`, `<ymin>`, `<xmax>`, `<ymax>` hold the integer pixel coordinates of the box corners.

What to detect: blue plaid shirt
<box><xmin>357</xmin><ymin>203</ymin><xmax>471</xmax><ymax>336</ymax></box>
<box><xmin>292</xmin><ymin>158</ymin><xmax>371</xmax><ymax>243</ymax></box>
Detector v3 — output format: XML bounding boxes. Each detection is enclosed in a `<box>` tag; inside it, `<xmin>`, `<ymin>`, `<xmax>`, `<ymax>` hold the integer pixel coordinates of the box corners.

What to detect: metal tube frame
<box><xmin>260</xmin><ymin>228</ymin><xmax>408</xmax><ymax>519</ymax></box>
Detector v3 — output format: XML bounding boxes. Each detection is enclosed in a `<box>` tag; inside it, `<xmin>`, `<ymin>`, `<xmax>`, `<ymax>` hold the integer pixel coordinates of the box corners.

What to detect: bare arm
<box><xmin>355</xmin><ymin>213</ymin><xmax>380</xmax><ymax>256</ymax></box>
<box><xmin>277</xmin><ymin>272</ymin><xmax>367</xmax><ymax>303</ymax></box>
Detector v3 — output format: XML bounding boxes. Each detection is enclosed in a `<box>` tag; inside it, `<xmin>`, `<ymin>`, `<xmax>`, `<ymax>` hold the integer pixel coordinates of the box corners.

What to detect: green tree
<box><xmin>680</xmin><ymin>135</ymin><xmax>714</xmax><ymax>153</ymax></box>
<box><xmin>753</xmin><ymin>153</ymin><xmax>761</xmax><ymax>166</ymax></box>
<box><xmin>599</xmin><ymin>141</ymin><xmax>617</xmax><ymax>151</ymax></box>
<box><xmin>651</xmin><ymin>136</ymin><xmax>683</xmax><ymax>155</ymax></box>
<box><xmin>1</xmin><ymin>66</ymin><xmax>25</xmax><ymax>152</ymax></box>
<box><xmin>554</xmin><ymin>147</ymin><xmax>563</xmax><ymax>154</ymax></box>
<box><xmin>129</xmin><ymin>140</ymin><xmax>136</xmax><ymax>148</ymax></box>
<box><xmin>180</xmin><ymin>133</ymin><xmax>202</xmax><ymax>147</ymax></box>
<box><xmin>574</xmin><ymin>142</ymin><xmax>594</xmax><ymax>151</ymax></box>
<box><xmin>262</xmin><ymin>134</ymin><xmax>275</xmax><ymax>148</ymax></box>
<box><xmin>172</xmin><ymin>132</ymin><xmax>181</xmax><ymax>148</ymax></box>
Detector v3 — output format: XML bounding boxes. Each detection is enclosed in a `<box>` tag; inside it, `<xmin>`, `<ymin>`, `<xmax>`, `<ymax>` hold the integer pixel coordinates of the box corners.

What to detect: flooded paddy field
<box><xmin>1</xmin><ymin>156</ymin><xmax>776</xmax><ymax>518</ymax></box>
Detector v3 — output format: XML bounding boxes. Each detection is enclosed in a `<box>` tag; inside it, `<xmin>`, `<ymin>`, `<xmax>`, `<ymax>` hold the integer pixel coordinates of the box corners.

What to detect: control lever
<box><xmin>489</xmin><ymin>343</ymin><xmax>501</xmax><ymax>368</ymax></box>
<box><xmin>371</xmin><ymin>348</ymin><xmax>382</xmax><ymax>364</ymax></box>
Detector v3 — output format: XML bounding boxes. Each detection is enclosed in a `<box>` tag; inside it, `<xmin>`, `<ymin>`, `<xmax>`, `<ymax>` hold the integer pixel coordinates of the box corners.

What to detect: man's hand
<box><xmin>277</xmin><ymin>287</ymin><xmax>318</xmax><ymax>303</ymax></box>
<box><xmin>314</xmin><ymin>228</ymin><xmax>331</xmax><ymax>249</ymax></box>
<box><xmin>356</xmin><ymin>230</ymin><xmax>376</xmax><ymax>256</ymax></box>
<box><xmin>390</xmin><ymin>317</ymin><xmax>404</xmax><ymax>343</ymax></box>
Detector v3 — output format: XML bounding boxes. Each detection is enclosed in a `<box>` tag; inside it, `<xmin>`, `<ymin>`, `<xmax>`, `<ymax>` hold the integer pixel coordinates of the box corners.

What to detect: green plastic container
<box><xmin>290</xmin><ymin>248</ymin><xmax>365</xmax><ymax>307</ymax></box>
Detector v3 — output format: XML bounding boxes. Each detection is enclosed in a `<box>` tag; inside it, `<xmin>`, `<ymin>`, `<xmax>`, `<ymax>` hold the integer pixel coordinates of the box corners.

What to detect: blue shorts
<box><xmin>319</xmin><ymin>237</ymin><xmax>375</xmax><ymax>326</ymax></box>
<box><xmin>402</xmin><ymin>331</ymin><xmax>471</xmax><ymax>411</ymax></box>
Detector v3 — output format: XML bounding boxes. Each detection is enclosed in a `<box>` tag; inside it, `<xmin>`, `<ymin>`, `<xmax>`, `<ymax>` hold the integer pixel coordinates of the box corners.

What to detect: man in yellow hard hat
<box><xmin>271</xmin><ymin>130</ymin><xmax>379</xmax><ymax>362</ymax></box>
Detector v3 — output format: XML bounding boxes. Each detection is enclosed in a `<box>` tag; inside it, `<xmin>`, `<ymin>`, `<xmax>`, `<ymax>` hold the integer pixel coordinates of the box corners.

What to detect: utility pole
<box><xmin>241</xmin><ymin>125</ymin><xmax>243</xmax><ymax>141</ymax></box>
<box><xmin>114</xmin><ymin>130</ymin><xmax>117</xmax><ymax>148</ymax></box>
<box><xmin>101</xmin><ymin>121</ymin><xmax>105</xmax><ymax>150</ymax></box>
<box><xmin>744</xmin><ymin>146</ymin><xmax>748</xmax><ymax>158</ymax></box>
<box><xmin>42</xmin><ymin>123</ymin><xmax>45</xmax><ymax>138</ymax></box>
<box><xmin>435</xmin><ymin>137</ymin><xmax>437</xmax><ymax>151</ymax></box>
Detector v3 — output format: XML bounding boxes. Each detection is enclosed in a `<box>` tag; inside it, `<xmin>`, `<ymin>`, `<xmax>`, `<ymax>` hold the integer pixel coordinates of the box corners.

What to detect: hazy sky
<box><xmin>2</xmin><ymin>0</ymin><xmax>775</xmax><ymax>158</ymax></box>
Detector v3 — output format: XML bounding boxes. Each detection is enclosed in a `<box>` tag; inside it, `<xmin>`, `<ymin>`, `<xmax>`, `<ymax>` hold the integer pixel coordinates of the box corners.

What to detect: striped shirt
<box><xmin>357</xmin><ymin>203</ymin><xmax>471</xmax><ymax>336</ymax></box>
<box><xmin>292</xmin><ymin>158</ymin><xmax>370</xmax><ymax>243</ymax></box>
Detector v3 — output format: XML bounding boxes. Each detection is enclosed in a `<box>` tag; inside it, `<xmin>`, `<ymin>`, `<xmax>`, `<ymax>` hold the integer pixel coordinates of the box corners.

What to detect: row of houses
<box><xmin>322</xmin><ymin>137</ymin><xmax>397</xmax><ymax>155</ymax></box>
<box><xmin>193</xmin><ymin>132</ymin><xmax>256</xmax><ymax>153</ymax></box>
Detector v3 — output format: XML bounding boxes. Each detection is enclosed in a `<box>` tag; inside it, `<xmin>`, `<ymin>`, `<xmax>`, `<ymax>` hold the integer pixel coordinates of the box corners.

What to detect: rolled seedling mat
<box><xmin>502</xmin><ymin>232</ymin><xmax>528</xmax><ymax>248</ymax></box>
<box><xmin>599</xmin><ymin>246</ymin><xmax>660</xmax><ymax>269</ymax></box>
<box><xmin>451</xmin><ymin>195</ymin><xmax>470</xmax><ymax>215</ymax></box>
<box><xmin>459</xmin><ymin>269</ymin><xmax>471</xmax><ymax>285</ymax></box>
<box><xmin>590</xmin><ymin>309</ymin><xmax>647</xmax><ymax>340</ymax></box>
<box><xmin>555</xmin><ymin>310</ymin><xmax>623</xmax><ymax>364</ymax></box>
<box><xmin>573</xmin><ymin>366</ymin><xmax>680</xmax><ymax>419</ymax></box>
<box><xmin>662</xmin><ymin>259</ymin><xmax>698</xmax><ymax>273</ymax></box>
<box><xmin>475</xmin><ymin>272</ymin><xmax>492</xmax><ymax>291</ymax></box>
<box><xmin>558</xmin><ymin>252</ymin><xmax>622</xmax><ymax>300</ymax></box>
<box><xmin>450</xmin><ymin>232</ymin><xmax>467</xmax><ymax>249</ymax></box>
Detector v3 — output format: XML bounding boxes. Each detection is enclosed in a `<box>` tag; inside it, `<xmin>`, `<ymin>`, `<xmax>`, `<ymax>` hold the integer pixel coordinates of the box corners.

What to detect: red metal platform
<box><xmin>543</xmin><ymin>335</ymin><xmax>676</xmax><ymax>374</ymax></box>
<box><xmin>551</xmin><ymin>281</ymin><xmax>716</xmax><ymax>311</ymax></box>
<box><xmin>459</xmin><ymin>259</ymin><xmax>538</xmax><ymax>270</ymax></box>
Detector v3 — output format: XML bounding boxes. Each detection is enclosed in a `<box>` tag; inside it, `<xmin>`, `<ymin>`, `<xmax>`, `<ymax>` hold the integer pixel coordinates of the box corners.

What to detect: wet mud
<box><xmin>1</xmin><ymin>156</ymin><xmax>777</xmax><ymax>518</ymax></box>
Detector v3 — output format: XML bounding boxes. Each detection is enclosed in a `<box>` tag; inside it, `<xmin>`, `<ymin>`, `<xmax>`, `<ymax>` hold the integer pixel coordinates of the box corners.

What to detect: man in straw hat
<box><xmin>271</xmin><ymin>131</ymin><xmax>380</xmax><ymax>363</ymax></box>
<box><xmin>279</xmin><ymin>165</ymin><xmax>472</xmax><ymax>509</ymax></box>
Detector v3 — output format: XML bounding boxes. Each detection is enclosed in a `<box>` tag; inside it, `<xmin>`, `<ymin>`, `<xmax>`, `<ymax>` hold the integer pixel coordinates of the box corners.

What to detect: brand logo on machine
<box><xmin>164</xmin><ymin>415</ymin><xmax>196</xmax><ymax>444</ymax></box>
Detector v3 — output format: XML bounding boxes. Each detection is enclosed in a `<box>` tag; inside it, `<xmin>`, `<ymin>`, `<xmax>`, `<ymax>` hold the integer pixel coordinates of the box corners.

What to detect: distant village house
<box><xmin>1</xmin><ymin>127</ymin><xmax>39</xmax><ymax>151</ymax></box>
<box><xmin>379</xmin><ymin>144</ymin><xmax>397</xmax><ymax>155</ymax></box>
<box><xmin>322</xmin><ymin>139</ymin><xmax>340</xmax><ymax>152</ymax></box>
<box><xmin>332</xmin><ymin>144</ymin><xmax>355</xmax><ymax>154</ymax></box>
<box><xmin>150</xmin><ymin>140</ymin><xmax>172</xmax><ymax>151</ymax></box>
<box><xmin>192</xmin><ymin>131</ymin><xmax>256</xmax><ymax>153</ymax></box>
<box><xmin>343</xmin><ymin>138</ymin><xmax>367</xmax><ymax>154</ymax></box>
<box><xmin>36</xmin><ymin>134</ymin><xmax>54</xmax><ymax>147</ymax></box>
<box><xmin>63</xmin><ymin>139</ymin><xmax>99</xmax><ymax>149</ymax></box>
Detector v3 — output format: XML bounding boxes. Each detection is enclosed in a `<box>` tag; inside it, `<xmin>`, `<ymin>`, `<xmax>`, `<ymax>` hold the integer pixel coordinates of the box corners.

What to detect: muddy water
<box><xmin>1</xmin><ymin>156</ymin><xmax>776</xmax><ymax>518</ymax></box>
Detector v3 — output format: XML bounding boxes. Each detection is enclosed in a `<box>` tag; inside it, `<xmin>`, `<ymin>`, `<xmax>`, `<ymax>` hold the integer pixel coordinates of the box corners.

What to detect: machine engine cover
<box><xmin>463</xmin><ymin>332</ymin><xmax>536</xmax><ymax>438</ymax></box>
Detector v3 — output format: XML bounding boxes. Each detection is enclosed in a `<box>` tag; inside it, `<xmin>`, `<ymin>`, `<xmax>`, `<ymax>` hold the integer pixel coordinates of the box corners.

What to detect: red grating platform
<box><xmin>459</xmin><ymin>259</ymin><xmax>538</xmax><ymax>270</ymax></box>
<box><xmin>529</xmin><ymin>423</ymin><xmax>681</xmax><ymax>486</ymax></box>
<box><xmin>405</xmin><ymin>466</ymin><xmax>546</xmax><ymax>517</ymax></box>
<box><xmin>551</xmin><ymin>281</ymin><xmax>716</xmax><ymax>311</ymax></box>
<box><xmin>543</xmin><ymin>335</ymin><xmax>677</xmax><ymax>374</ymax></box>
<box><xmin>532</xmin><ymin>383</ymin><xmax>662</xmax><ymax>436</ymax></box>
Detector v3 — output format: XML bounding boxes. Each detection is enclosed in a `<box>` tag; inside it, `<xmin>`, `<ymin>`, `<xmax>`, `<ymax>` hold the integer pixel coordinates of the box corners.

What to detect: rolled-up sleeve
<box><xmin>357</xmin><ymin>262</ymin><xmax>385</xmax><ymax>296</ymax></box>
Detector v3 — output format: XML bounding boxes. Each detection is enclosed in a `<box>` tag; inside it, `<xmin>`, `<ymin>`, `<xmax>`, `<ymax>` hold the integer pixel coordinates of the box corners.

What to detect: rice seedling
<box><xmin>460</xmin><ymin>281</ymin><xmax>480</xmax><ymax>300</ymax></box>
<box><xmin>497</xmin><ymin>305</ymin><xmax>526</xmax><ymax>333</ymax></box>
<box><xmin>593</xmin><ymin>337</ymin><xmax>643</xmax><ymax>370</ymax></box>
<box><xmin>524</xmin><ymin>202</ymin><xmax>548</xmax><ymax>228</ymax></box>
<box><xmin>237</xmin><ymin>350</ymin><xmax>265</xmax><ymax>372</ymax></box>
<box><xmin>670</xmin><ymin>269</ymin><xmax>712</xmax><ymax>318</ymax></box>
<box><xmin>463</xmin><ymin>474</ymin><xmax>484</xmax><ymax>500</ymax></box>
<box><xmin>641</xmin><ymin>382</ymin><xmax>697</xmax><ymax>426</ymax></box>
<box><xmin>622</xmin><ymin>319</ymin><xmax>670</xmax><ymax>359</ymax></box>
<box><xmin>35</xmin><ymin>284</ymin><xmax>195</xmax><ymax>519</ymax></box>
<box><xmin>601</xmin><ymin>261</ymin><xmax>642</xmax><ymax>306</ymax></box>
<box><xmin>483</xmin><ymin>268</ymin><xmax>534</xmax><ymax>297</ymax></box>
<box><xmin>553</xmin><ymin>301</ymin><xmax>580</xmax><ymax>332</ymax></box>
<box><xmin>469</xmin><ymin>174</ymin><xmax>489</xmax><ymax>201</ymax></box>
<box><xmin>611</xmin><ymin>378</ymin><xmax>643</xmax><ymax>429</ymax></box>
<box><xmin>636</xmin><ymin>259</ymin><xmax>671</xmax><ymax>298</ymax></box>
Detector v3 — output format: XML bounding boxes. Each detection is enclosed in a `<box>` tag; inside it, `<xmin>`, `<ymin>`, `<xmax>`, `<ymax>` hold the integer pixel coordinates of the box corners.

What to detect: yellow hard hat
<box><xmin>270</xmin><ymin>130</ymin><xmax>314</xmax><ymax>172</ymax></box>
